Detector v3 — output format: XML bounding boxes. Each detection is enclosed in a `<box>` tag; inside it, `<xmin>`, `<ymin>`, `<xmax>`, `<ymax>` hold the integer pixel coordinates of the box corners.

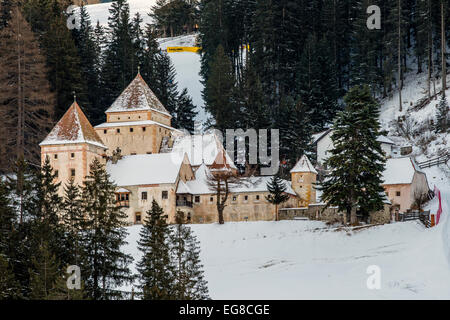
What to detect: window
<box><xmin>232</xmin><ymin>196</ymin><xmax>237</xmax><ymax>202</ymax></box>
<box><xmin>103</xmin><ymin>129</ymin><xmax>107</xmax><ymax>134</ymax></box>
<box><xmin>210</xmin><ymin>197</ymin><xmax>214</xmax><ymax>203</ymax></box>
<box><xmin>162</xmin><ymin>191</ymin><xmax>168</xmax><ymax>199</ymax></box>
<box><xmin>54</xmin><ymin>154</ymin><xmax>58</xmax><ymax>159</ymax></box>
<box><xmin>147</xmin><ymin>152</ymin><xmax>152</xmax><ymax>154</ymax></box>
<box><xmin>255</xmin><ymin>195</ymin><xmax>260</xmax><ymax>200</ymax></box>
<box><xmin>244</xmin><ymin>195</ymin><xmax>248</xmax><ymax>201</ymax></box>
<box><xmin>141</xmin><ymin>191</ymin><xmax>147</xmax><ymax>200</ymax></box>
<box><xmin>116</xmin><ymin>128</ymin><xmax>120</xmax><ymax>133</ymax></box>
<box><xmin>396</xmin><ymin>191</ymin><xmax>401</xmax><ymax>197</ymax></box>
<box><xmin>128</xmin><ymin>116</ymin><xmax>130</xmax><ymax>119</ymax></box>
<box><xmin>54</xmin><ymin>170</ymin><xmax>58</xmax><ymax>177</ymax></box>
<box><xmin>194</xmin><ymin>196</ymin><xmax>200</xmax><ymax>203</ymax></box>
<box><xmin>71</xmin><ymin>152</ymin><xmax>75</xmax><ymax>158</ymax></box>
<box><xmin>142</xmin><ymin>127</ymin><xmax>146</xmax><ymax>132</ymax></box>
<box><xmin>130</xmin><ymin>128</ymin><xmax>134</xmax><ymax>132</ymax></box>
<box><xmin>131</xmin><ymin>152</ymin><xmax>137</xmax><ymax>155</ymax></box>
<box><xmin>70</xmin><ymin>169</ymin><xmax>75</xmax><ymax>177</ymax></box>
<box><xmin>135</xmin><ymin>212</ymin><xmax>141</xmax><ymax>223</ymax></box>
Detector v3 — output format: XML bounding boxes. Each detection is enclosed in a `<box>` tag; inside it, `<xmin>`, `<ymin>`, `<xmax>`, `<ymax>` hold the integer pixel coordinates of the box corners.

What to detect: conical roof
<box><xmin>290</xmin><ymin>155</ymin><xmax>318</xmax><ymax>174</ymax></box>
<box><xmin>40</xmin><ymin>102</ymin><xmax>106</xmax><ymax>148</ymax></box>
<box><xmin>105</xmin><ymin>73</ymin><xmax>170</xmax><ymax>116</ymax></box>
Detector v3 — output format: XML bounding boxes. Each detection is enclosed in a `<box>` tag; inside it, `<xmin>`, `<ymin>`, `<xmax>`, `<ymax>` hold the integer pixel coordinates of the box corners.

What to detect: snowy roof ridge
<box><xmin>40</xmin><ymin>101</ymin><xmax>107</xmax><ymax>149</ymax></box>
<box><xmin>290</xmin><ymin>155</ymin><xmax>318</xmax><ymax>174</ymax></box>
<box><xmin>105</xmin><ymin>73</ymin><xmax>171</xmax><ymax>116</ymax></box>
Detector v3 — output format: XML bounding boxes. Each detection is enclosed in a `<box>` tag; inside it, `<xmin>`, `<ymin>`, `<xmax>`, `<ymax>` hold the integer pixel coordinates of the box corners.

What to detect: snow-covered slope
<box><xmin>85</xmin><ymin>0</ymin><xmax>156</xmax><ymax>27</ymax></box>
<box><xmin>122</xmin><ymin>216</ymin><xmax>450</xmax><ymax>299</ymax></box>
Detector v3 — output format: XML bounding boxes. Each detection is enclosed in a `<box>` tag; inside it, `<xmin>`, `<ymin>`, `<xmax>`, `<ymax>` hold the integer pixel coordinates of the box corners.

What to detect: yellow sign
<box><xmin>166</xmin><ymin>46</ymin><xmax>202</xmax><ymax>53</ymax></box>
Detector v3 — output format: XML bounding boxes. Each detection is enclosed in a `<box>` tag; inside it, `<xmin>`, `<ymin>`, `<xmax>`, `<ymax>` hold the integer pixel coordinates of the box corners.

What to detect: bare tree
<box><xmin>206</xmin><ymin>151</ymin><xmax>241</xmax><ymax>224</ymax></box>
<box><xmin>441</xmin><ymin>0</ymin><xmax>447</xmax><ymax>98</ymax></box>
<box><xmin>0</xmin><ymin>3</ymin><xmax>55</xmax><ymax>172</ymax></box>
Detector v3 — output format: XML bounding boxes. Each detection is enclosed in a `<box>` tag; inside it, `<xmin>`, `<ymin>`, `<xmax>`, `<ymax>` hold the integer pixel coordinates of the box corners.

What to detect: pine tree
<box><xmin>171</xmin><ymin>211</ymin><xmax>209</xmax><ymax>300</ymax></box>
<box><xmin>174</xmin><ymin>88</ymin><xmax>197</xmax><ymax>133</ymax></box>
<box><xmin>153</xmin><ymin>52</ymin><xmax>179</xmax><ymax>116</ymax></box>
<box><xmin>28</xmin><ymin>241</ymin><xmax>62</xmax><ymax>300</ymax></box>
<box><xmin>435</xmin><ymin>96</ymin><xmax>449</xmax><ymax>133</ymax></box>
<box><xmin>137</xmin><ymin>200</ymin><xmax>174</xmax><ymax>300</ymax></box>
<box><xmin>81</xmin><ymin>159</ymin><xmax>133</xmax><ymax>300</ymax></box>
<box><xmin>0</xmin><ymin>3</ymin><xmax>55</xmax><ymax>172</ymax></box>
<box><xmin>266</xmin><ymin>175</ymin><xmax>290</xmax><ymax>221</ymax></box>
<box><xmin>204</xmin><ymin>44</ymin><xmax>236</xmax><ymax>131</ymax></box>
<box><xmin>317</xmin><ymin>85</ymin><xmax>386</xmax><ymax>225</ymax></box>
<box><xmin>0</xmin><ymin>254</ymin><xmax>20</xmax><ymax>299</ymax></box>
<box><xmin>62</xmin><ymin>179</ymin><xmax>83</xmax><ymax>267</ymax></box>
<box><xmin>101</xmin><ymin>0</ymin><xmax>136</xmax><ymax>108</ymax></box>
<box><xmin>72</xmin><ymin>3</ymin><xmax>103</xmax><ymax>125</ymax></box>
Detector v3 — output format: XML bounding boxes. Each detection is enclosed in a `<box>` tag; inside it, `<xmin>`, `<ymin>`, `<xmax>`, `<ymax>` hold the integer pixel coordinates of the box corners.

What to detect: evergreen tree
<box><xmin>137</xmin><ymin>200</ymin><xmax>174</xmax><ymax>300</ymax></box>
<box><xmin>204</xmin><ymin>44</ymin><xmax>236</xmax><ymax>131</ymax></box>
<box><xmin>81</xmin><ymin>159</ymin><xmax>133</xmax><ymax>300</ymax></box>
<box><xmin>171</xmin><ymin>211</ymin><xmax>209</xmax><ymax>300</ymax></box>
<box><xmin>317</xmin><ymin>85</ymin><xmax>386</xmax><ymax>224</ymax></box>
<box><xmin>174</xmin><ymin>88</ymin><xmax>197</xmax><ymax>133</ymax></box>
<box><xmin>153</xmin><ymin>52</ymin><xmax>179</xmax><ymax>116</ymax></box>
<box><xmin>266</xmin><ymin>175</ymin><xmax>290</xmax><ymax>221</ymax></box>
<box><xmin>0</xmin><ymin>254</ymin><xmax>20</xmax><ymax>299</ymax></box>
<box><xmin>435</xmin><ymin>96</ymin><xmax>449</xmax><ymax>132</ymax></box>
<box><xmin>72</xmin><ymin>4</ymin><xmax>103</xmax><ymax>125</ymax></box>
<box><xmin>62</xmin><ymin>179</ymin><xmax>83</xmax><ymax>267</ymax></box>
<box><xmin>101</xmin><ymin>0</ymin><xmax>136</xmax><ymax>108</ymax></box>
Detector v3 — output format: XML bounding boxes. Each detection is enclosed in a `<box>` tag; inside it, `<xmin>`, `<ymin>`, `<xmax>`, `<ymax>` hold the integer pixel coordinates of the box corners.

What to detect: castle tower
<box><xmin>94</xmin><ymin>72</ymin><xmax>178</xmax><ymax>156</ymax></box>
<box><xmin>39</xmin><ymin>101</ymin><xmax>107</xmax><ymax>192</ymax></box>
<box><xmin>290</xmin><ymin>155</ymin><xmax>318</xmax><ymax>207</ymax></box>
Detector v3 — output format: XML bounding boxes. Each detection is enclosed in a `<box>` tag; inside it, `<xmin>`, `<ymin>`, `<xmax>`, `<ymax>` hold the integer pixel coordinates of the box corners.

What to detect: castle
<box><xmin>39</xmin><ymin>72</ymin><xmax>318</xmax><ymax>224</ymax></box>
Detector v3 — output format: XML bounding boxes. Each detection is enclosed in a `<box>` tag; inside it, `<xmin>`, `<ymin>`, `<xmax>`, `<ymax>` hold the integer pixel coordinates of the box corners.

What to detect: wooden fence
<box><xmin>417</xmin><ymin>153</ymin><xmax>449</xmax><ymax>169</ymax></box>
<box><xmin>399</xmin><ymin>210</ymin><xmax>431</xmax><ymax>228</ymax></box>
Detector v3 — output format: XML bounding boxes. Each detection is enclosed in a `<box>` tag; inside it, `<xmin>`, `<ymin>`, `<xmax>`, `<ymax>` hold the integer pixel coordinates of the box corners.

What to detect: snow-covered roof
<box><xmin>105</xmin><ymin>73</ymin><xmax>171</xmax><ymax>116</ymax></box>
<box><xmin>94</xmin><ymin>120</ymin><xmax>182</xmax><ymax>132</ymax></box>
<box><xmin>107</xmin><ymin>153</ymin><xmax>187</xmax><ymax>186</ymax></box>
<box><xmin>40</xmin><ymin>102</ymin><xmax>107</xmax><ymax>149</ymax></box>
<box><xmin>171</xmin><ymin>133</ymin><xmax>236</xmax><ymax>168</ymax></box>
<box><xmin>290</xmin><ymin>155</ymin><xmax>318</xmax><ymax>174</ymax></box>
<box><xmin>179</xmin><ymin>163</ymin><xmax>295</xmax><ymax>195</ymax></box>
<box><xmin>377</xmin><ymin>135</ymin><xmax>395</xmax><ymax>145</ymax></box>
<box><xmin>382</xmin><ymin>157</ymin><xmax>422</xmax><ymax>185</ymax></box>
<box><xmin>116</xmin><ymin>187</ymin><xmax>131</xmax><ymax>193</ymax></box>
<box><xmin>311</xmin><ymin>129</ymin><xmax>332</xmax><ymax>144</ymax></box>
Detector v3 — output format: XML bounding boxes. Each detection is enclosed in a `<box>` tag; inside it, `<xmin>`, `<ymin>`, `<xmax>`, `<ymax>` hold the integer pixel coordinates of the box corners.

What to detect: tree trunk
<box><xmin>350</xmin><ymin>206</ymin><xmax>358</xmax><ymax>225</ymax></box>
<box><xmin>275</xmin><ymin>203</ymin><xmax>278</xmax><ymax>221</ymax></box>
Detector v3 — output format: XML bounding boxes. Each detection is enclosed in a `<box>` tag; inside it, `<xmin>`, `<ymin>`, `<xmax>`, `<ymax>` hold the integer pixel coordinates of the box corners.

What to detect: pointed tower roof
<box><xmin>40</xmin><ymin>102</ymin><xmax>107</xmax><ymax>148</ymax></box>
<box><xmin>290</xmin><ymin>155</ymin><xmax>318</xmax><ymax>174</ymax></box>
<box><xmin>105</xmin><ymin>73</ymin><xmax>171</xmax><ymax>116</ymax></box>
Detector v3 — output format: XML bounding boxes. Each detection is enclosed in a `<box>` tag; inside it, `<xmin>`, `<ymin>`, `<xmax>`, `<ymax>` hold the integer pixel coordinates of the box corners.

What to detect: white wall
<box><xmin>316</xmin><ymin>131</ymin><xmax>334</xmax><ymax>165</ymax></box>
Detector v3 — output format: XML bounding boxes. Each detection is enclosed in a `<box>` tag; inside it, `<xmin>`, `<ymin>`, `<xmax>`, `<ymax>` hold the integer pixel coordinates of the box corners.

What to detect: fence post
<box><xmin>431</xmin><ymin>214</ymin><xmax>435</xmax><ymax>227</ymax></box>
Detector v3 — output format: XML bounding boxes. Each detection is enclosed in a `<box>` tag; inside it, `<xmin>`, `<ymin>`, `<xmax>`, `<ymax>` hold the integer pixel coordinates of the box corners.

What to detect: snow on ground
<box><xmin>85</xmin><ymin>0</ymin><xmax>156</xmax><ymax>27</ymax></box>
<box><xmin>122</xmin><ymin>209</ymin><xmax>450</xmax><ymax>299</ymax></box>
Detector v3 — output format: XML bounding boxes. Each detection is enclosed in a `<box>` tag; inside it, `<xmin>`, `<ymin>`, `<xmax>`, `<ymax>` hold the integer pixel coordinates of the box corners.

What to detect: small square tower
<box><xmin>290</xmin><ymin>155</ymin><xmax>317</xmax><ymax>207</ymax></box>
<box><xmin>39</xmin><ymin>101</ymin><xmax>107</xmax><ymax>193</ymax></box>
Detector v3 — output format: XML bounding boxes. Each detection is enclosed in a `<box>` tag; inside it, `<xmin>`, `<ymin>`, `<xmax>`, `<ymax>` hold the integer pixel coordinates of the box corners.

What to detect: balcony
<box><xmin>176</xmin><ymin>200</ymin><xmax>193</xmax><ymax>208</ymax></box>
<box><xmin>117</xmin><ymin>200</ymin><xmax>130</xmax><ymax>208</ymax></box>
